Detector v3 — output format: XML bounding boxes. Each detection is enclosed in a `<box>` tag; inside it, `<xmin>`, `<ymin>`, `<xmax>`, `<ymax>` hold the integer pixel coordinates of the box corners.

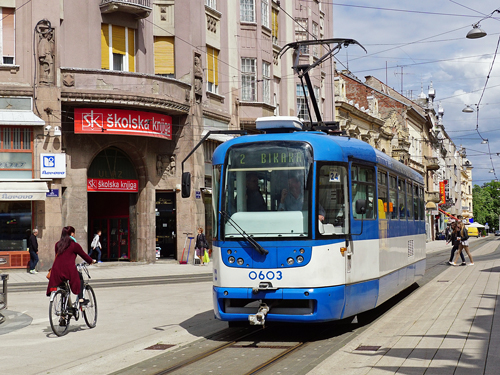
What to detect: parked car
<box><xmin>155</xmin><ymin>246</ymin><xmax>161</xmax><ymax>259</ymax></box>
<box><xmin>495</xmin><ymin>230</ymin><xmax>500</xmax><ymax>236</ymax></box>
<box><xmin>467</xmin><ymin>227</ymin><xmax>480</xmax><ymax>238</ymax></box>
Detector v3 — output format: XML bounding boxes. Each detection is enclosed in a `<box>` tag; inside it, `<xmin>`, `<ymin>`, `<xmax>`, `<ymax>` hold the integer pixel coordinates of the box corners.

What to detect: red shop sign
<box><xmin>87</xmin><ymin>178</ymin><xmax>139</xmax><ymax>193</ymax></box>
<box><xmin>75</xmin><ymin>108</ymin><xmax>172</xmax><ymax>140</ymax></box>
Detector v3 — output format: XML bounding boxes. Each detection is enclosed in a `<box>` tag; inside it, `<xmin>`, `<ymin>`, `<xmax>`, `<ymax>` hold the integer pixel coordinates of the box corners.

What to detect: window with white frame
<box><xmin>262</xmin><ymin>61</ymin><xmax>271</xmax><ymax>104</ymax></box>
<box><xmin>295</xmin><ymin>18</ymin><xmax>308</xmax><ymax>55</ymax></box>
<box><xmin>240</xmin><ymin>0</ymin><xmax>255</xmax><ymax>23</ymax></box>
<box><xmin>273</xmin><ymin>77</ymin><xmax>280</xmax><ymax>115</ymax></box>
<box><xmin>271</xmin><ymin>8</ymin><xmax>279</xmax><ymax>45</ymax></box>
<box><xmin>207</xmin><ymin>46</ymin><xmax>219</xmax><ymax>94</ymax></box>
<box><xmin>296</xmin><ymin>84</ymin><xmax>310</xmax><ymax>121</ymax></box>
<box><xmin>0</xmin><ymin>8</ymin><xmax>15</xmax><ymax>65</ymax></box>
<box><xmin>242</xmin><ymin>58</ymin><xmax>257</xmax><ymax>101</ymax></box>
<box><xmin>261</xmin><ymin>0</ymin><xmax>269</xmax><ymax>28</ymax></box>
<box><xmin>205</xmin><ymin>0</ymin><xmax>216</xmax><ymax>9</ymax></box>
<box><xmin>312</xmin><ymin>22</ymin><xmax>319</xmax><ymax>58</ymax></box>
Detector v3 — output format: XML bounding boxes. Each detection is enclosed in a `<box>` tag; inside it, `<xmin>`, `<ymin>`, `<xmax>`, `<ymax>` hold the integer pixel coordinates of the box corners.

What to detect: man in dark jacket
<box><xmin>28</xmin><ymin>229</ymin><xmax>39</xmax><ymax>274</ymax></box>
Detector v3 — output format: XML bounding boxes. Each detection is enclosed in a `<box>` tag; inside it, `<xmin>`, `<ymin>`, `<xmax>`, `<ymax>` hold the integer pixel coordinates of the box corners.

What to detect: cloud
<box><xmin>332</xmin><ymin>0</ymin><xmax>500</xmax><ymax>184</ymax></box>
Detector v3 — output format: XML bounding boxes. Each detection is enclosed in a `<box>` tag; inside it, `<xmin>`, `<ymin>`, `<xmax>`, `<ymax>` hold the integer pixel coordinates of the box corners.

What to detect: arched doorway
<box><xmin>87</xmin><ymin>147</ymin><xmax>138</xmax><ymax>261</ymax></box>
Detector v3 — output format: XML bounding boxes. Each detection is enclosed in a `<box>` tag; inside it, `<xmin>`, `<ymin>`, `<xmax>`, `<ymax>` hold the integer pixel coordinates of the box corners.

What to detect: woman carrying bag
<box><xmin>195</xmin><ymin>227</ymin><xmax>208</xmax><ymax>266</ymax></box>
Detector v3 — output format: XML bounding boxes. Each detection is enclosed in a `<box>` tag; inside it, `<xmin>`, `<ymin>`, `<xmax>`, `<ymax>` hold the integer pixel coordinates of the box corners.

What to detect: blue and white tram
<box><xmin>210</xmin><ymin>116</ymin><xmax>426</xmax><ymax>325</ymax></box>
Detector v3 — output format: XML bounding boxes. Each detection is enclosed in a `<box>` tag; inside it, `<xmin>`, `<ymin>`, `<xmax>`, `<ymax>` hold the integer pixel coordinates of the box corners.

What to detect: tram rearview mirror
<box><xmin>181</xmin><ymin>172</ymin><xmax>191</xmax><ymax>198</ymax></box>
<box><xmin>355</xmin><ymin>199</ymin><xmax>366</xmax><ymax>215</ymax></box>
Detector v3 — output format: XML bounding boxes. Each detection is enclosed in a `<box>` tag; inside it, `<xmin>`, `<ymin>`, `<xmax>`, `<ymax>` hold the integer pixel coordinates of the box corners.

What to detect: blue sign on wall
<box><xmin>46</xmin><ymin>189</ymin><xmax>59</xmax><ymax>197</ymax></box>
<box><xmin>195</xmin><ymin>191</ymin><xmax>201</xmax><ymax>199</ymax></box>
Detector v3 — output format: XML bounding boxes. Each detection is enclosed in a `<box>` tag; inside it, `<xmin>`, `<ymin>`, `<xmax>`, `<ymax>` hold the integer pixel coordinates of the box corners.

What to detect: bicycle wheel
<box><xmin>82</xmin><ymin>285</ymin><xmax>97</xmax><ymax>328</ymax></box>
<box><xmin>49</xmin><ymin>290</ymin><xmax>70</xmax><ymax>336</ymax></box>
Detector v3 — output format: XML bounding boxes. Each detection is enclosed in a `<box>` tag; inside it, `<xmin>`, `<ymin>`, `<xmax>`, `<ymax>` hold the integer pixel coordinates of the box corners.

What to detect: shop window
<box><xmin>0</xmin><ymin>201</ymin><xmax>31</xmax><ymax>251</ymax></box>
<box><xmin>1</xmin><ymin>8</ymin><xmax>15</xmax><ymax>65</ymax></box>
<box><xmin>101</xmin><ymin>24</ymin><xmax>135</xmax><ymax>72</ymax></box>
<box><xmin>154</xmin><ymin>36</ymin><xmax>174</xmax><ymax>77</ymax></box>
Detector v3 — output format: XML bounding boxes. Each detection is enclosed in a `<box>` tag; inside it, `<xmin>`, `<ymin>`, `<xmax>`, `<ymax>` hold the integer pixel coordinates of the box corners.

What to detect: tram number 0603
<box><xmin>248</xmin><ymin>271</ymin><xmax>282</xmax><ymax>281</ymax></box>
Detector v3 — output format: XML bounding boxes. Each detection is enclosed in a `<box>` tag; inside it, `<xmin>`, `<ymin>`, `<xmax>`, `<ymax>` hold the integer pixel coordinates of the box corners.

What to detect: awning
<box><xmin>425</xmin><ymin>202</ymin><xmax>437</xmax><ymax>209</ymax></box>
<box><xmin>0</xmin><ymin>110</ymin><xmax>45</xmax><ymax>126</ymax></box>
<box><xmin>0</xmin><ymin>181</ymin><xmax>49</xmax><ymax>201</ymax></box>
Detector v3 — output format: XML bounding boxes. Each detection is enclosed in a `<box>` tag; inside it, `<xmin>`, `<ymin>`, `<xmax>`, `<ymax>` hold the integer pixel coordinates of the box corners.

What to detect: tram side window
<box><xmin>389</xmin><ymin>175</ymin><xmax>397</xmax><ymax>220</ymax></box>
<box><xmin>413</xmin><ymin>184</ymin><xmax>419</xmax><ymax>220</ymax></box>
<box><xmin>317</xmin><ymin>165</ymin><xmax>348</xmax><ymax>235</ymax></box>
<box><xmin>419</xmin><ymin>186</ymin><xmax>425</xmax><ymax>220</ymax></box>
<box><xmin>352</xmin><ymin>165</ymin><xmax>375</xmax><ymax>220</ymax></box>
<box><xmin>406</xmin><ymin>181</ymin><xmax>413</xmax><ymax>219</ymax></box>
<box><xmin>398</xmin><ymin>179</ymin><xmax>406</xmax><ymax>219</ymax></box>
<box><xmin>377</xmin><ymin>170</ymin><xmax>388</xmax><ymax>219</ymax></box>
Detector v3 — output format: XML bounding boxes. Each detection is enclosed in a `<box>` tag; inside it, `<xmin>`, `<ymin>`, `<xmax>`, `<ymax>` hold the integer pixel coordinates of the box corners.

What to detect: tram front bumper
<box><xmin>213</xmin><ymin>285</ymin><xmax>346</xmax><ymax>323</ymax></box>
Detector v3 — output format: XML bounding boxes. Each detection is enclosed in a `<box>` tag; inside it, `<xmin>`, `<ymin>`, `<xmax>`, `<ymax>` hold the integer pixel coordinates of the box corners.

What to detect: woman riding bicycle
<box><xmin>46</xmin><ymin>226</ymin><xmax>96</xmax><ymax>304</ymax></box>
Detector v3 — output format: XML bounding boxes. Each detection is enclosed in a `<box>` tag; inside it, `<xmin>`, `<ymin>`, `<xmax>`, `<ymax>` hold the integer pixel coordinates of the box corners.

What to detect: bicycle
<box><xmin>49</xmin><ymin>262</ymin><xmax>97</xmax><ymax>336</ymax></box>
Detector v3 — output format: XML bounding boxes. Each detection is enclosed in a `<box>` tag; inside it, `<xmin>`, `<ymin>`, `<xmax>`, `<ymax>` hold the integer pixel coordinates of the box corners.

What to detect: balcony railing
<box><xmin>100</xmin><ymin>0</ymin><xmax>152</xmax><ymax>19</ymax></box>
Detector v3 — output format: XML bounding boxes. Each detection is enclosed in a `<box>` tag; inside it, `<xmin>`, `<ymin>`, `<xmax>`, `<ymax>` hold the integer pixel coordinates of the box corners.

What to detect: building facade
<box><xmin>0</xmin><ymin>0</ymin><xmax>333</xmax><ymax>269</ymax></box>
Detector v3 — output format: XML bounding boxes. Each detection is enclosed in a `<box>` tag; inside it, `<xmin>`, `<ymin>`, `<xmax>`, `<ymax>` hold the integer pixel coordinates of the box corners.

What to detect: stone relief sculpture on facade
<box><xmin>160</xmin><ymin>155</ymin><xmax>176</xmax><ymax>180</ymax></box>
<box><xmin>194</xmin><ymin>54</ymin><xmax>203</xmax><ymax>103</ymax></box>
<box><xmin>36</xmin><ymin>20</ymin><xmax>55</xmax><ymax>85</ymax></box>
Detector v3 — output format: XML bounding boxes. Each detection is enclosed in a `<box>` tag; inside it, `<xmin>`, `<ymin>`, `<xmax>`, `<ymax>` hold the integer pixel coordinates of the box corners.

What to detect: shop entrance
<box><xmin>87</xmin><ymin>147</ymin><xmax>138</xmax><ymax>262</ymax></box>
<box><xmin>156</xmin><ymin>192</ymin><xmax>176</xmax><ymax>259</ymax></box>
<box><xmin>88</xmin><ymin>193</ymin><xmax>131</xmax><ymax>261</ymax></box>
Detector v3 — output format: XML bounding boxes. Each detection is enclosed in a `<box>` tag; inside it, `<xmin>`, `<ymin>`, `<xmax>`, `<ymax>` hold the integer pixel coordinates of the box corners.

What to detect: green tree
<box><xmin>472</xmin><ymin>181</ymin><xmax>500</xmax><ymax>230</ymax></box>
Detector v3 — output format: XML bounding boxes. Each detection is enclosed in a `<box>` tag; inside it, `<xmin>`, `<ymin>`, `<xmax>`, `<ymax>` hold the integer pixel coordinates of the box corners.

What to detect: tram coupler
<box><xmin>248</xmin><ymin>303</ymin><xmax>270</xmax><ymax>326</ymax></box>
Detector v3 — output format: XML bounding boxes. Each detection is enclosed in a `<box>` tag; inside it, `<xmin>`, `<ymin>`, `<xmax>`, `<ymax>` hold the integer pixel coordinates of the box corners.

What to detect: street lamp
<box><xmin>462</xmin><ymin>104</ymin><xmax>474</xmax><ymax>113</ymax></box>
<box><xmin>481</xmin><ymin>139</ymin><xmax>489</xmax><ymax>144</ymax></box>
<box><xmin>466</xmin><ymin>24</ymin><xmax>487</xmax><ymax>39</ymax></box>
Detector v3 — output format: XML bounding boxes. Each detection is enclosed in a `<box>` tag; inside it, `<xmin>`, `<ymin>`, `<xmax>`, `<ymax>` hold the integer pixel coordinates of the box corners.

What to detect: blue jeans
<box><xmin>29</xmin><ymin>251</ymin><xmax>39</xmax><ymax>270</ymax></box>
<box><xmin>89</xmin><ymin>246</ymin><xmax>101</xmax><ymax>262</ymax></box>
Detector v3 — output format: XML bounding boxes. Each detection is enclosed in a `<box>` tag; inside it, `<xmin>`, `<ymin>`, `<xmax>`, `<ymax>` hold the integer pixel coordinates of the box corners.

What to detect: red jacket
<box><xmin>46</xmin><ymin>241</ymin><xmax>93</xmax><ymax>296</ymax></box>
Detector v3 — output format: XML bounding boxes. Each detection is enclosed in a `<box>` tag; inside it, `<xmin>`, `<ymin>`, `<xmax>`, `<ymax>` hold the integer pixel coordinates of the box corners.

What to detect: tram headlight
<box><xmin>287</xmin><ymin>257</ymin><xmax>294</xmax><ymax>265</ymax></box>
<box><xmin>227</xmin><ymin>249</ymin><xmax>232</xmax><ymax>255</ymax></box>
<box><xmin>297</xmin><ymin>255</ymin><xmax>304</xmax><ymax>263</ymax></box>
<box><xmin>228</xmin><ymin>256</ymin><xmax>235</xmax><ymax>263</ymax></box>
<box><xmin>237</xmin><ymin>258</ymin><xmax>244</xmax><ymax>265</ymax></box>
<box><xmin>299</xmin><ymin>248</ymin><xmax>305</xmax><ymax>254</ymax></box>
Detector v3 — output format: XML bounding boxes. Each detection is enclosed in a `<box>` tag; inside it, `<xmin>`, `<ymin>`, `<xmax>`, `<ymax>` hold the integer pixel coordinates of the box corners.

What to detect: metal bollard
<box><xmin>0</xmin><ymin>274</ymin><xmax>8</xmax><ymax>310</ymax></box>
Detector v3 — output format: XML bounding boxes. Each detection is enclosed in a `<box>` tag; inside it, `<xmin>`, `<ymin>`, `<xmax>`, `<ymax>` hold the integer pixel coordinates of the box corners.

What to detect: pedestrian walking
<box><xmin>453</xmin><ymin>222</ymin><xmax>474</xmax><ymax>266</ymax></box>
<box><xmin>28</xmin><ymin>229</ymin><xmax>39</xmax><ymax>274</ymax></box>
<box><xmin>447</xmin><ymin>222</ymin><xmax>465</xmax><ymax>266</ymax></box>
<box><xmin>89</xmin><ymin>230</ymin><xmax>102</xmax><ymax>263</ymax></box>
<box><xmin>195</xmin><ymin>227</ymin><xmax>208</xmax><ymax>266</ymax></box>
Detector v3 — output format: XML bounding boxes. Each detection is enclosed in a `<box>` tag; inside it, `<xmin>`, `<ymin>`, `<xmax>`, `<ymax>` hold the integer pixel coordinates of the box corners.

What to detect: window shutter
<box><xmin>154</xmin><ymin>36</ymin><xmax>174</xmax><ymax>75</ymax></box>
<box><xmin>2</xmin><ymin>8</ymin><xmax>15</xmax><ymax>58</ymax></box>
<box><xmin>207</xmin><ymin>46</ymin><xmax>214</xmax><ymax>84</ymax></box>
<box><xmin>128</xmin><ymin>28</ymin><xmax>135</xmax><ymax>72</ymax></box>
<box><xmin>214</xmin><ymin>49</ymin><xmax>219</xmax><ymax>86</ymax></box>
<box><xmin>101</xmin><ymin>24</ymin><xmax>110</xmax><ymax>69</ymax></box>
<box><xmin>112</xmin><ymin>25</ymin><xmax>126</xmax><ymax>55</ymax></box>
<box><xmin>272</xmin><ymin>9</ymin><xmax>278</xmax><ymax>40</ymax></box>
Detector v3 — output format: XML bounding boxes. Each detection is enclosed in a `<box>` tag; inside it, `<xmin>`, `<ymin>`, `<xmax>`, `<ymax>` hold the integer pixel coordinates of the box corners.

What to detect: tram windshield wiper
<box><xmin>220</xmin><ymin>210</ymin><xmax>269</xmax><ymax>256</ymax></box>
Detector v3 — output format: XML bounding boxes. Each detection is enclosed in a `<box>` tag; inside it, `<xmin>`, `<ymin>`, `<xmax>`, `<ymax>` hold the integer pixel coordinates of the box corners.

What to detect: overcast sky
<box><xmin>330</xmin><ymin>0</ymin><xmax>500</xmax><ymax>186</ymax></box>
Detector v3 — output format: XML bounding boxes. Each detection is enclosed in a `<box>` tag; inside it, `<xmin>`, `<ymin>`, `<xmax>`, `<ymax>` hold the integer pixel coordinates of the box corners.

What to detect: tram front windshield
<box><xmin>223</xmin><ymin>142</ymin><xmax>312</xmax><ymax>238</ymax></box>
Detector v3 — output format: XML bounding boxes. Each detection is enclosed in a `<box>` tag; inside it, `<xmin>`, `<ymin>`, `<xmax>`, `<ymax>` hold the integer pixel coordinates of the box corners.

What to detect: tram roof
<box><xmin>213</xmin><ymin>131</ymin><xmax>423</xmax><ymax>183</ymax></box>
